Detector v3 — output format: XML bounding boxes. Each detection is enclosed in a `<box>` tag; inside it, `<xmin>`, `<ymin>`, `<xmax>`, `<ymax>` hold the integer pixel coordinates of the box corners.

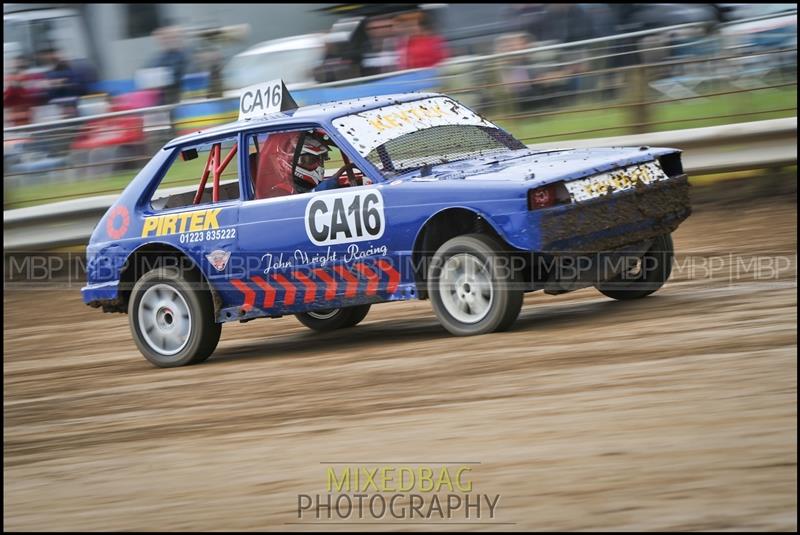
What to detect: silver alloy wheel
<box><xmin>624</xmin><ymin>257</ymin><xmax>643</xmax><ymax>278</ymax></box>
<box><xmin>307</xmin><ymin>309</ymin><xmax>340</xmax><ymax>320</ymax></box>
<box><xmin>138</xmin><ymin>283</ymin><xmax>192</xmax><ymax>356</ymax></box>
<box><xmin>439</xmin><ymin>253</ymin><xmax>494</xmax><ymax>324</ymax></box>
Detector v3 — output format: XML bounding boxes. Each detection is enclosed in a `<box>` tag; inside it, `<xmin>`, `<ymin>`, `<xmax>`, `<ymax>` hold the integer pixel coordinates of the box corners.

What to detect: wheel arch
<box><xmin>117</xmin><ymin>242</ymin><xmax>220</xmax><ymax>314</ymax></box>
<box><xmin>411</xmin><ymin>207</ymin><xmax>515</xmax><ymax>299</ymax></box>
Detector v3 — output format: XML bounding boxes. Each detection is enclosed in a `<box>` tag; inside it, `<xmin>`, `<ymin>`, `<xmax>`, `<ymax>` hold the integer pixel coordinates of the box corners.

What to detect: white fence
<box><xmin>3</xmin><ymin>117</ymin><xmax>796</xmax><ymax>251</ymax></box>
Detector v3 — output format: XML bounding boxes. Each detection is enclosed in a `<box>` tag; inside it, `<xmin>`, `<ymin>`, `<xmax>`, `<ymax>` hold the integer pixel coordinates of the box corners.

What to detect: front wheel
<box><xmin>428</xmin><ymin>233</ymin><xmax>523</xmax><ymax>336</ymax></box>
<box><xmin>295</xmin><ymin>304</ymin><xmax>371</xmax><ymax>332</ymax></box>
<box><xmin>128</xmin><ymin>266</ymin><xmax>221</xmax><ymax>367</ymax></box>
<box><xmin>596</xmin><ymin>233</ymin><xmax>674</xmax><ymax>300</ymax></box>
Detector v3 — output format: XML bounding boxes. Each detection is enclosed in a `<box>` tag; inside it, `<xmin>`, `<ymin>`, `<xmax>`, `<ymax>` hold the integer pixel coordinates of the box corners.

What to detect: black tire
<box><xmin>596</xmin><ymin>233</ymin><xmax>674</xmax><ymax>300</ymax></box>
<box><xmin>128</xmin><ymin>266</ymin><xmax>221</xmax><ymax>368</ymax></box>
<box><xmin>427</xmin><ymin>233</ymin><xmax>523</xmax><ymax>336</ymax></box>
<box><xmin>295</xmin><ymin>304</ymin><xmax>371</xmax><ymax>332</ymax></box>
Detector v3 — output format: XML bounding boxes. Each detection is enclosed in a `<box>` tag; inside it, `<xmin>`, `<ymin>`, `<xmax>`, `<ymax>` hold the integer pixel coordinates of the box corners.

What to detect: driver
<box><xmin>292</xmin><ymin>132</ymin><xmax>359</xmax><ymax>193</ymax></box>
<box><xmin>292</xmin><ymin>133</ymin><xmax>331</xmax><ymax>193</ymax></box>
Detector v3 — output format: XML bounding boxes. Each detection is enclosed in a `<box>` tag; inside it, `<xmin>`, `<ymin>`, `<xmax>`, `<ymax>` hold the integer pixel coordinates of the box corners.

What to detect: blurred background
<box><xmin>2</xmin><ymin>2</ymin><xmax>797</xmax><ymax>210</ymax></box>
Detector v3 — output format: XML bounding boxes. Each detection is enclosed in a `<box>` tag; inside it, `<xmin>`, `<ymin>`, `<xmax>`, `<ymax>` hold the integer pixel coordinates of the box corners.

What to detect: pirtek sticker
<box><xmin>366</xmin><ymin>102</ymin><xmax>451</xmax><ymax>132</ymax></box>
<box><xmin>141</xmin><ymin>208</ymin><xmax>222</xmax><ymax>237</ymax></box>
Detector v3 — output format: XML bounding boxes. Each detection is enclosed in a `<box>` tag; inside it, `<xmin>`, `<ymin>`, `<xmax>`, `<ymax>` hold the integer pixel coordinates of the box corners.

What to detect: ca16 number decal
<box><xmin>305</xmin><ymin>190</ymin><xmax>385</xmax><ymax>246</ymax></box>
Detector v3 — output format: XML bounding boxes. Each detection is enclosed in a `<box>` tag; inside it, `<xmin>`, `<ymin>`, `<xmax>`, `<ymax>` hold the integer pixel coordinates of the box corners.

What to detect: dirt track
<box><xmin>4</xmin><ymin>191</ymin><xmax>797</xmax><ymax>531</ymax></box>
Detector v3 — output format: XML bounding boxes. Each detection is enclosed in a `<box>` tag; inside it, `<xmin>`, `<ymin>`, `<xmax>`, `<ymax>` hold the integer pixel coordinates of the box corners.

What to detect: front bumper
<box><xmin>534</xmin><ymin>174</ymin><xmax>691</xmax><ymax>253</ymax></box>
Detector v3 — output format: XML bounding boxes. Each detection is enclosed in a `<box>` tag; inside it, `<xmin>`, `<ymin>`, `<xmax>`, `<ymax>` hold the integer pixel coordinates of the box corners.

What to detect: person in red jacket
<box><xmin>3</xmin><ymin>56</ymin><xmax>46</xmax><ymax>126</ymax></box>
<box><xmin>397</xmin><ymin>11</ymin><xmax>449</xmax><ymax>70</ymax></box>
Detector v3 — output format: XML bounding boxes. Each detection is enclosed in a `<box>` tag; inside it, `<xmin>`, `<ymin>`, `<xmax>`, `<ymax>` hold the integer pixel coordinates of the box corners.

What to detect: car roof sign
<box><xmin>238</xmin><ymin>79</ymin><xmax>298</xmax><ymax>121</ymax></box>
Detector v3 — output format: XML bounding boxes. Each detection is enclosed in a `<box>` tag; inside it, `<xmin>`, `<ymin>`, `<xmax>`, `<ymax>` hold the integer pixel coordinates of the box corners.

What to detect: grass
<box><xmin>495</xmin><ymin>86</ymin><xmax>797</xmax><ymax>143</ymax></box>
<box><xmin>4</xmin><ymin>85</ymin><xmax>796</xmax><ymax>209</ymax></box>
<box><xmin>689</xmin><ymin>165</ymin><xmax>797</xmax><ymax>186</ymax></box>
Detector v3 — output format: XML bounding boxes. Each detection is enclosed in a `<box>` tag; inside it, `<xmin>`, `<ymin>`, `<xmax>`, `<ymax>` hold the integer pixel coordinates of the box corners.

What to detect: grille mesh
<box><xmin>366</xmin><ymin>125</ymin><xmax>525</xmax><ymax>175</ymax></box>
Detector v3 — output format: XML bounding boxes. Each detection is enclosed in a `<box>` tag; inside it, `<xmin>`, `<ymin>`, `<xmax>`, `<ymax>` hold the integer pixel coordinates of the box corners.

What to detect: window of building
<box><xmin>126</xmin><ymin>4</ymin><xmax>161</xmax><ymax>39</ymax></box>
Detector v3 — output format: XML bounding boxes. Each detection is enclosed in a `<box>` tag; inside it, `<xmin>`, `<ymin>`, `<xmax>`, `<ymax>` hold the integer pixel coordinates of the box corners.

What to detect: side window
<box><xmin>245</xmin><ymin>128</ymin><xmax>368</xmax><ymax>202</ymax></box>
<box><xmin>150</xmin><ymin>137</ymin><xmax>240</xmax><ymax>211</ymax></box>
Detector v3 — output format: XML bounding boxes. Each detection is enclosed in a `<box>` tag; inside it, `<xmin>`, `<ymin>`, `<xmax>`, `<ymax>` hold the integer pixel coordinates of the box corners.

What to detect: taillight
<box><xmin>528</xmin><ymin>183</ymin><xmax>569</xmax><ymax>210</ymax></box>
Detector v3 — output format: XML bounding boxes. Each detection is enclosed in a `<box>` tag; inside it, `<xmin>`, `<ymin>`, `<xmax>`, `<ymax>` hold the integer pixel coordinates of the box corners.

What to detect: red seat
<box><xmin>253</xmin><ymin>132</ymin><xmax>299</xmax><ymax>200</ymax></box>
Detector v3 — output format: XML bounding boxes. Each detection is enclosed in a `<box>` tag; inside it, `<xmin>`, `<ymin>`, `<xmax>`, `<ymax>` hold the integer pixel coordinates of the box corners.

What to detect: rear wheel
<box><xmin>295</xmin><ymin>304</ymin><xmax>371</xmax><ymax>332</ymax></box>
<box><xmin>428</xmin><ymin>233</ymin><xmax>523</xmax><ymax>336</ymax></box>
<box><xmin>128</xmin><ymin>266</ymin><xmax>221</xmax><ymax>367</ymax></box>
<box><xmin>596</xmin><ymin>233</ymin><xmax>674</xmax><ymax>300</ymax></box>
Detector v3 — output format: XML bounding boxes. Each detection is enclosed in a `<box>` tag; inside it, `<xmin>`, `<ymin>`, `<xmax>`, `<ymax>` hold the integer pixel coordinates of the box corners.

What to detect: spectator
<box><xmin>3</xmin><ymin>56</ymin><xmax>47</xmax><ymax>125</ymax></box>
<box><xmin>583</xmin><ymin>3</ymin><xmax>617</xmax><ymax>39</ymax></box>
<box><xmin>489</xmin><ymin>32</ymin><xmax>536</xmax><ymax>115</ymax></box>
<box><xmin>70</xmin><ymin>57</ymin><xmax>100</xmax><ymax>95</ymax></box>
<box><xmin>361</xmin><ymin>16</ymin><xmax>399</xmax><ymax>76</ymax></box>
<box><xmin>527</xmin><ymin>4</ymin><xmax>595</xmax><ymax>44</ymax></box>
<box><xmin>313</xmin><ymin>40</ymin><xmax>360</xmax><ymax>83</ymax></box>
<box><xmin>146</xmin><ymin>25</ymin><xmax>189</xmax><ymax>105</ymax></box>
<box><xmin>505</xmin><ymin>4</ymin><xmax>548</xmax><ymax>35</ymax></box>
<box><xmin>397</xmin><ymin>11</ymin><xmax>449</xmax><ymax>70</ymax></box>
<box><xmin>36</xmin><ymin>46</ymin><xmax>97</xmax><ymax>101</ymax></box>
<box><xmin>190</xmin><ymin>41</ymin><xmax>225</xmax><ymax>99</ymax></box>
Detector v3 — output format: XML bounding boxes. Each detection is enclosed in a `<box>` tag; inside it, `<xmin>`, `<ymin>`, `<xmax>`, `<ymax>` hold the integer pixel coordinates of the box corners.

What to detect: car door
<box><xmin>142</xmin><ymin>136</ymin><xmax>242</xmax><ymax>292</ymax></box>
<box><xmin>231</xmin><ymin>128</ymin><xmax>394</xmax><ymax>316</ymax></box>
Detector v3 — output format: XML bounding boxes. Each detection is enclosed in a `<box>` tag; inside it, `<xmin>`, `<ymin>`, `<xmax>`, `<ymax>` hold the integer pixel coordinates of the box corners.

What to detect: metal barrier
<box><xmin>3</xmin><ymin>117</ymin><xmax>796</xmax><ymax>251</ymax></box>
<box><xmin>3</xmin><ymin>10</ymin><xmax>797</xmax><ymax>210</ymax></box>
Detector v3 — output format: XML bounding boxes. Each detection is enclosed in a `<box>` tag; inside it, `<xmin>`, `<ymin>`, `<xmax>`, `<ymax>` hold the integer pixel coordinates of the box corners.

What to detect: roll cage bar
<box><xmin>193</xmin><ymin>141</ymin><xmax>239</xmax><ymax>205</ymax></box>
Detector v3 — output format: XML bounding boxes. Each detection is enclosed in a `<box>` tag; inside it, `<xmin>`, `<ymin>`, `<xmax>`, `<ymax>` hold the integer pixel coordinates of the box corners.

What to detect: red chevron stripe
<box><xmin>294</xmin><ymin>271</ymin><xmax>317</xmax><ymax>304</ymax></box>
<box><xmin>376</xmin><ymin>259</ymin><xmax>400</xmax><ymax>294</ymax></box>
<box><xmin>251</xmin><ymin>276</ymin><xmax>276</xmax><ymax>309</ymax></box>
<box><xmin>355</xmin><ymin>263</ymin><xmax>379</xmax><ymax>296</ymax></box>
<box><xmin>272</xmin><ymin>273</ymin><xmax>296</xmax><ymax>305</ymax></box>
<box><xmin>313</xmin><ymin>268</ymin><xmax>337</xmax><ymax>300</ymax></box>
<box><xmin>333</xmin><ymin>265</ymin><xmax>358</xmax><ymax>298</ymax></box>
<box><xmin>230</xmin><ymin>279</ymin><xmax>255</xmax><ymax>311</ymax></box>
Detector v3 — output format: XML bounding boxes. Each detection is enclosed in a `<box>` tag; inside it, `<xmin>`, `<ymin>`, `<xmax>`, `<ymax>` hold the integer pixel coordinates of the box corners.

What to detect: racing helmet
<box><xmin>293</xmin><ymin>134</ymin><xmax>329</xmax><ymax>187</ymax></box>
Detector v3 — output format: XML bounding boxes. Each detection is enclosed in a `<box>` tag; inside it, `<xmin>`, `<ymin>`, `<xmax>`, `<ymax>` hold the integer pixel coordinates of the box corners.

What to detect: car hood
<box><xmin>397</xmin><ymin>147</ymin><xmax>677</xmax><ymax>188</ymax></box>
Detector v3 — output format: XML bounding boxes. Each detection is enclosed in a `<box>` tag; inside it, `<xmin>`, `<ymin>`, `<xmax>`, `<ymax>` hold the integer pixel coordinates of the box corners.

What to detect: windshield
<box><xmin>366</xmin><ymin>124</ymin><xmax>524</xmax><ymax>177</ymax></box>
<box><xmin>334</xmin><ymin>96</ymin><xmax>526</xmax><ymax>177</ymax></box>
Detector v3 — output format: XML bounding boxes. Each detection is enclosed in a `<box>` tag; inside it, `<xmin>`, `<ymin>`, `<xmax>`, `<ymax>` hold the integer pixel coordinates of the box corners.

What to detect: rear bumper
<box><xmin>534</xmin><ymin>174</ymin><xmax>691</xmax><ymax>253</ymax></box>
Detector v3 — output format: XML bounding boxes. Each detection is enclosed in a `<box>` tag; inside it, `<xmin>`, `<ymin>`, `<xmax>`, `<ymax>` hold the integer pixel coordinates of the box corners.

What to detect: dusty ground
<box><xmin>3</xmin><ymin>190</ymin><xmax>797</xmax><ymax>531</ymax></box>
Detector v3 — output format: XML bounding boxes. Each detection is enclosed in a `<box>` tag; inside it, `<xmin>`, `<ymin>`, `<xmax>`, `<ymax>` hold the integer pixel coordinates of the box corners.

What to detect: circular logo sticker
<box><xmin>106</xmin><ymin>205</ymin><xmax>130</xmax><ymax>240</ymax></box>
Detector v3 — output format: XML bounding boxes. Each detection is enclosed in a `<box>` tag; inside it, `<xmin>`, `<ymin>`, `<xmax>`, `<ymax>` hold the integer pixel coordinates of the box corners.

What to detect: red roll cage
<box><xmin>193</xmin><ymin>142</ymin><xmax>239</xmax><ymax>205</ymax></box>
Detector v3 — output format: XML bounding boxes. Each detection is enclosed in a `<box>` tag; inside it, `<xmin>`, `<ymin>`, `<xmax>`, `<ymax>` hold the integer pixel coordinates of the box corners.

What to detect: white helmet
<box><xmin>294</xmin><ymin>135</ymin><xmax>329</xmax><ymax>187</ymax></box>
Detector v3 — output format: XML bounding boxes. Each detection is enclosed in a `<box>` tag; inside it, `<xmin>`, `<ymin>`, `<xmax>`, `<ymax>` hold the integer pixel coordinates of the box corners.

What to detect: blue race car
<box><xmin>82</xmin><ymin>80</ymin><xmax>691</xmax><ymax>367</ymax></box>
